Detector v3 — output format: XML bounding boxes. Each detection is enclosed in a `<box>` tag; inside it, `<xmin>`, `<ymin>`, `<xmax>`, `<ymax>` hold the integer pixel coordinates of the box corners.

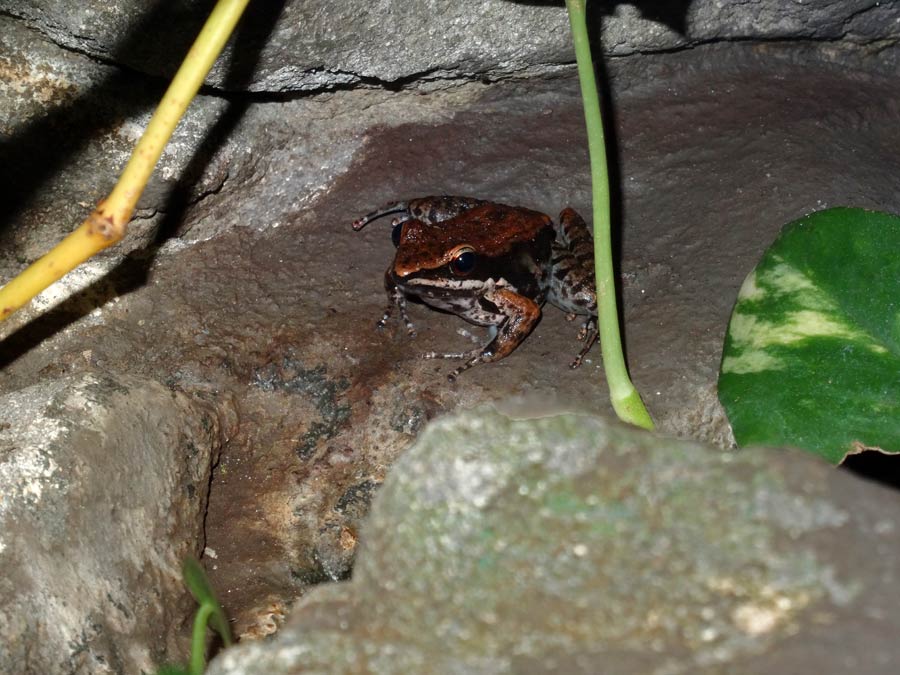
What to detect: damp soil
<box><xmin>2</xmin><ymin>43</ymin><xmax>900</xmax><ymax>637</ymax></box>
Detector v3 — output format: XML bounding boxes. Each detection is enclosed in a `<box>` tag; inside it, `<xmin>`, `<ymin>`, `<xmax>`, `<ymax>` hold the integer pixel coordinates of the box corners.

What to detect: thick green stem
<box><xmin>565</xmin><ymin>0</ymin><xmax>653</xmax><ymax>429</ymax></box>
<box><xmin>190</xmin><ymin>603</ymin><xmax>215</xmax><ymax>675</ymax></box>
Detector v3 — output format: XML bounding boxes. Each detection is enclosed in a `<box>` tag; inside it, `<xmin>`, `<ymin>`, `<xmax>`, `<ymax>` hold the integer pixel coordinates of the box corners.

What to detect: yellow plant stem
<box><xmin>0</xmin><ymin>0</ymin><xmax>251</xmax><ymax>322</ymax></box>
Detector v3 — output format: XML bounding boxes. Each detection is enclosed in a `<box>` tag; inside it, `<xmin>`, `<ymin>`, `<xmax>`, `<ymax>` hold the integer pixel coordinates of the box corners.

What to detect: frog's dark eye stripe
<box><xmin>391</xmin><ymin>221</ymin><xmax>404</xmax><ymax>247</ymax></box>
<box><xmin>450</xmin><ymin>247</ymin><xmax>477</xmax><ymax>276</ymax></box>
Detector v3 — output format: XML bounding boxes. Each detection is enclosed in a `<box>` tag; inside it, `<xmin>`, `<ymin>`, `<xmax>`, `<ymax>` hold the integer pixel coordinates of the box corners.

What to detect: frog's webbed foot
<box><xmin>423</xmin><ymin>346</ymin><xmax>483</xmax><ymax>362</ymax></box>
<box><xmin>378</xmin><ymin>286</ymin><xmax>417</xmax><ymax>336</ymax></box>
<box><xmin>421</xmin><ymin>327</ymin><xmax>497</xmax><ymax>376</ymax></box>
<box><xmin>570</xmin><ymin>317</ymin><xmax>598</xmax><ymax>369</ymax></box>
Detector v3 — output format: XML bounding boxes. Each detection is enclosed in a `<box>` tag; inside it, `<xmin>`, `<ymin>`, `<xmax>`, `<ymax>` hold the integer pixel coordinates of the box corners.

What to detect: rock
<box><xmin>0</xmin><ymin>14</ymin><xmax>228</xmax><ymax>266</ymax></box>
<box><xmin>208</xmin><ymin>404</ymin><xmax>900</xmax><ymax>674</ymax></box>
<box><xmin>0</xmin><ymin>373</ymin><xmax>232</xmax><ymax>674</ymax></box>
<box><xmin>0</xmin><ymin>9</ymin><xmax>484</xmax><ymax>278</ymax></box>
<box><xmin>4</xmin><ymin>1</ymin><xmax>898</xmax><ymax>93</ymax></box>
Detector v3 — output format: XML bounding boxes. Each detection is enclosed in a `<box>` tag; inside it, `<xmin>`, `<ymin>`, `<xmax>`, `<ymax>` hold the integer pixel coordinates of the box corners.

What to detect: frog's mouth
<box><xmin>403</xmin><ymin>277</ymin><xmax>488</xmax><ymax>290</ymax></box>
<box><xmin>400</xmin><ymin>276</ymin><xmax>512</xmax><ymax>296</ymax></box>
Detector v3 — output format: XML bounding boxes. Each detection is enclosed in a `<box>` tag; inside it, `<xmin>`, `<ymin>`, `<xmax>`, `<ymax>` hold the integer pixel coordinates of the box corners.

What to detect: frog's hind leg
<box><xmin>569</xmin><ymin>317</ymin><xmax>598</xmax><ymax>369</ymax></box>
<box><xmin>549</xmin><ymin>208</ymin><xmax>599</xmax><ymax>367</ymax></box>
<box><xmin>424</xmin><ymin>289</ymin><xmax>540</xmax><ymax>382</ymax></box>
<box><xmin>353</xmin><ymin>196</ymin><xmax>487</xmax><ymax>230</ymax></box>
<box><xmin>352</xmin><ymin>201</ymin><xmax>410</xmax><ymax>230</ymax></box>
<box><xmin>548</xmin><ymin>207</ymin><xmax>597</xmax><ymax>317</ymax></box>
<box><xmin>406</xmin><ymin>196</ymin><xmax>488</xmax><ymax>225</ymax></box>
<box><xmin>555</xmin><ymin>207</ymin><xmax>595</xmax><ymax>256</ymax></box>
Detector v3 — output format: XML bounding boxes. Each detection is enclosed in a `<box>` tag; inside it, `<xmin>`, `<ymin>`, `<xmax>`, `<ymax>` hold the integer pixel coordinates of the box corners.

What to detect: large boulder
<box><xmin>209</xmin><ymin>404</ymin><xmax>900</xmax><ymax>674</ymax></box>
<box><xmin>0</xmin><ymin>373</ymin><xmax>233</xmax><ymax>674</ymax></box>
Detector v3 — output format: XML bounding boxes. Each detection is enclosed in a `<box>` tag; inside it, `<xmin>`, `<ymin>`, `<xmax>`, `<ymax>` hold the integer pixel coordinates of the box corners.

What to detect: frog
<box><xmin>352</xmin><ymin>196</ymin><xmax>598</xmax><ymax>381</ymax></box>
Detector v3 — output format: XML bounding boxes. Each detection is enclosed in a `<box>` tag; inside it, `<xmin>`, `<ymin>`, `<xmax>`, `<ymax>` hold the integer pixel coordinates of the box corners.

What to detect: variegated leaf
<box><xmin>718</xmin><ymin>207</ymin><xmax>900</xmax><ymax>463</ymax></box>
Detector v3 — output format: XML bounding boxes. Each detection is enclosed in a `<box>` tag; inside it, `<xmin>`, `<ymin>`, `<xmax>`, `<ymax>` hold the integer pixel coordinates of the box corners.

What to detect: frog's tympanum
<box><xmin>352</xmin><ymin>196</ymin><xmax>597</xmax><ymax>381</ymax></box>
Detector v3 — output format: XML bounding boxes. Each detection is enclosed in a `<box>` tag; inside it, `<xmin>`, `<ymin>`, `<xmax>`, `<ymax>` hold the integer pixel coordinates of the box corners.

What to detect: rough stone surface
<box><xmin>0</xmin><ymin>373</ymin><xmax>233</xmax><ymax>674</ymax></box>
<box><xmin>0</xmin><ymin>14</ymin><xmax>229</xmax><ymax>265</ymax></box>
<box><xmin>0</xmin><ymin>11</ymin><xmax>487</xmax><ymax>274</ymax></box>
<box><xmin>2</xmin><ymin>1</ymin><xmax>898</xmax><ymax>92</ymax></box>
<box><xmin>207</xmin><ymin>404</ymin><xmax>900</xmax><ymax>674</ymax></box>
<box><xmin>3</xmin><ymin>39</ymin><xmax>900</xmax><ymax>635</ymax></box>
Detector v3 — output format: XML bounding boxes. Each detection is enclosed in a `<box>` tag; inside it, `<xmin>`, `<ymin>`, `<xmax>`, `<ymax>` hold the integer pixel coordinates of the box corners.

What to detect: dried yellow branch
<box><xmin>0</xmin><ymin>0</ymin><xmax>251</xmax><ymax>322</ymax></box>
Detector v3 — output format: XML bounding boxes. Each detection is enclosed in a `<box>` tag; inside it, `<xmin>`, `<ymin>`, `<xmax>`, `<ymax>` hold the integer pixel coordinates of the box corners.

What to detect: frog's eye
<box><xmin>450</xmin><ymin>246</ymin><xmax>477</xmax><ymax>276</ymax></box>
<box><xmin>391</xmin><ymin>221</ymin><xmax>404</xmax><ymax>247</ymax></box>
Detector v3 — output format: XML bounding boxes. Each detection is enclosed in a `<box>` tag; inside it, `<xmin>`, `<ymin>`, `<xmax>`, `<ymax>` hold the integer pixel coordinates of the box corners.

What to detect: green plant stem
<box><xmin>565</xmin><ymin>0</ymin><xmax>653</xmax><ymax>429</ymax></box>
<box><xmin>190</xmin><ymin>603</ymin><xmax>215</xmax><ymax>675</ymax></box>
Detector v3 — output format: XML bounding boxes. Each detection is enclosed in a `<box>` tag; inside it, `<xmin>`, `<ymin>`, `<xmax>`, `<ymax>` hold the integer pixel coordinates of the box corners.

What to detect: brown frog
<box><xmin>352</xmin><ymin>196</ymin><xmax>597</xmax><ymax>381</ymax></box>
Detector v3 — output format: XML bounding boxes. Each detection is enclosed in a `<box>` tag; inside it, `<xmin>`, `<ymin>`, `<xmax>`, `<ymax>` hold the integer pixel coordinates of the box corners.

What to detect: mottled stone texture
<box><xmin>2</xmin><ymin>1</ymin><xmax>897</xmax><ymax>91</ymax></box>
<box><xmin>2</xmin><ymin>1</ymin><xmax>900</xmax><ymax>670</ymax></box>
<box><xmin>0</xmin><ymin>374</ymin><xmax>231</xmax><ymax>674</ymax></box>
<box><xmin>208</xmin><ymin>405</ymin><xmax>900</xmax><ymax>675</ymax></box>
<box><xmin>3</xmin><ymin>38</ymin><xmax>900</xmax><ymax>639</ymax></box>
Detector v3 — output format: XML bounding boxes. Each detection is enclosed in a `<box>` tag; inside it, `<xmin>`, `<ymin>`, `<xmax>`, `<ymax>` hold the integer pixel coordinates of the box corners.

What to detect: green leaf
<box><xmin>718</xmin><ymin>207</ymin><xmax>900</xmax><ymax>463</ymax></box>
<box><xmin>182</xmin><ymin>557</ymin><xmax>233</xmax><ymax>648</ymax></box>
<box><xmin>181</xmin><ymin>557</ymin><xmax>232</xmax><ymax>647</ymax></box>
<box><xmin>180</xmin><ymin>557</ymin><xmax>234</xmax><ymax>675</ymax></box>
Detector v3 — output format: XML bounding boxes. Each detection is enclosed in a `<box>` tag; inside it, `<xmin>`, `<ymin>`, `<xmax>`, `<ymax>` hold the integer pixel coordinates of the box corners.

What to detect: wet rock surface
<box><xmin>207</xmin><ymin>405</ymin><xmax>900</xmax><ymax>674</ymax></box>
<box><xmin>0</xmin><ymin>373</ymin><xmax>232</xmax><ymax>674</ymax></box>
<box><xmin>2</xmin><ymin>6</ymin><xmax>900</xmax><ymax>669</ymax></box>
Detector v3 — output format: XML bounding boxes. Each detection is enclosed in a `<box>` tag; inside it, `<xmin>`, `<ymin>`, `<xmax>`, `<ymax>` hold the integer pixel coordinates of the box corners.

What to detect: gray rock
<box><xmin>0</xmin><ymin>14</ymin><xmax>229</xmax><ymax>266</ymax></box>
<box><xmin>4</xmin><ymin>37</ymin><xmax>900</xmax><ymax>642</ymax></box>
<box><xmin>685</xmin><ymin>0</ymin><xmax>896</xmax><ymax>42</ymax></box>
<box><xmin>208</xmin><ymin>405</ymin><xmax>900</xmax><ymax>674</ymax></box>
<box><xmin>0</xmin><ymin>373</ymin><xmax>232</xmax><ymax>674</ymax></box>
<box><xmin>0</xmin><ymin>9</ymin><xmax>492</xmax><ymax>276</ymax></box>
<box><xmin>3</xmin><ymin>1</ymin><xmax>898</xmax><ymax>92</ymax></box>
<box><xmin>3</xmin><ymin>0</ymin><xmax>899</xmax><ymax>273</ymax></box>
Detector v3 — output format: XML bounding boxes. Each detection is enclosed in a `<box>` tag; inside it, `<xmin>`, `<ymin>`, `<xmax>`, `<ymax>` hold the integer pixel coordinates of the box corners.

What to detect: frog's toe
<box><xmin>422</xmin><ymin>350</ymin><xmax>466</xmax><ymax>360</ymax></box>
<box><xmin>456</xmin><ymin>327</ymin><xmax>483</xmax><ymax>344</ymax></box>
<box><xmin>576</xmin><ymin>317</ymin><xmax>596</xmax><ymax>341</ymax></box>
<box><xmin>570</xmin><ymin>324</ymin><xmax>599</xmax><ymax>368</ymax></box>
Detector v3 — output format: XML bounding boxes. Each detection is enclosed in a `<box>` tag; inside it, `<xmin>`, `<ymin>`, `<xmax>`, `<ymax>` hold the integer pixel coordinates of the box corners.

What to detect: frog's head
<box><xmin>389</xmin><ymin>204</ymin><xmax>552</xmax><ymax>293</ymax></box>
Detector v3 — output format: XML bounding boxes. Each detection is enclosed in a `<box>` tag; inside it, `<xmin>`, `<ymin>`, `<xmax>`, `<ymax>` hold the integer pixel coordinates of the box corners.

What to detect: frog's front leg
<box><xmin>378</xmin><ymin>271</ymin><xmax>416</xmax><ymax>336</ymax></box>
<box><xmin>352</xmin><ymin>196</ymin><xmax>487</xmax><ymax>230</ymax></box>
<box><xmin>424</xmin><ymin>288</ymin><xmax>542</xmax><ymax>382</ymax></box>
